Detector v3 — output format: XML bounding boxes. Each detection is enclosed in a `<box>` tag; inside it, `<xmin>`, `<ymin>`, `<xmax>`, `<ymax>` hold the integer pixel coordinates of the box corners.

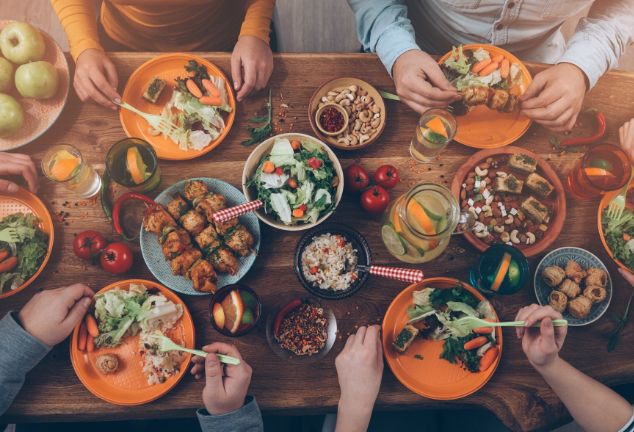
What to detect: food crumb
<box><xmin>414</xmin><ymin>354</ymin><xmax>424</xmax><ymax>360</ymax></box>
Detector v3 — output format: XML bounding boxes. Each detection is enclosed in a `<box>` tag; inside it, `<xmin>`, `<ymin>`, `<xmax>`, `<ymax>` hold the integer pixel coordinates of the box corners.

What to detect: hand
<box><xmin>618</xmin><ymin>268</ymin><xmax>634</xmax><ymax>287</ymax></box>
<box><xmin>618</xmin><ymin>118</ymin><xmax>634</xmax><ymax>161</ymax></box>
<box><xmin>18</xmin><ymin>284</ymin><xmax>94</xmax><ymax>346</ymax></box>
<box><xmin>231</xmin><ymin>35</ymin><xmax>273</xmax><ymax>101</ymax></box>
<box><xmin>74</xmin><ymin>48</ymin><xmax>120</xmax><ymax>110</ymax></box>
<box><xmin>190</xmin><ymin>342</ymin><xmax>252</xmax><ymax>416</ymax></box>
<box><xmin>520</xmin><ymin>63</ymin><xmax>587</xmax><ymax>132</ymax></box>
<box><xmin>335</xmin><ymin>325</ymin><xmax>383</xmax><ymax>431</ymax></box>
<box><xmin>0</xmin><ymin>153</ymin><xmax>38</xmax><ymax>193</ymax></box>
<box><xmin>392</xmin><ymin>49</ymin><xmax>461</xmax><ymax>114</ymax></box>
<box><xmin>515</xmin><ymin>304</ymin><xmax>567</xmax><ymax>369</ymax></box>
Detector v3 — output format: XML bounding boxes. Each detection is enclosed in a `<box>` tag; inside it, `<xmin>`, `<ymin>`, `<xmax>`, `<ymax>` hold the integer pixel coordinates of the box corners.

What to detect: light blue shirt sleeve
<box><xmin>346</xmin><ymin>0</ymin><xmax>421</xmax><ymax>76</ymax></box>
<box><xmin>558</xmin><ymin>0</ymin><xmax>634</xmax><ymax>89</ymax></box>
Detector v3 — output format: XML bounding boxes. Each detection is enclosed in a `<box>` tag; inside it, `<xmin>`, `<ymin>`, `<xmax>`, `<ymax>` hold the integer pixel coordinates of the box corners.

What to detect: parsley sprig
<box><xmin>241</xmin><ymin>89</ymin><xmax>272</xmax><ymax>146</ymax></box>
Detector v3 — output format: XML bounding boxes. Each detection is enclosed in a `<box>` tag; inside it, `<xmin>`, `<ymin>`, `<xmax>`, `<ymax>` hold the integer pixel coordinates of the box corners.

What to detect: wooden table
<box><xmin>1</xmin><ymin>53</ymin><xmax>634</xmax><ymax>432</ymax></box>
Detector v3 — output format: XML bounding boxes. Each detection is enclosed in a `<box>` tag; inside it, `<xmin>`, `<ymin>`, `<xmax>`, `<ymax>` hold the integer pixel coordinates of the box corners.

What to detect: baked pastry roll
<box><xmin>558</xmin><ymin>279</ymin><xmax>580</xmax><ymax>298</ymax></box>
<box><xmin>585</xmin><ymin>268</ymin><xmax>608</xmax><ymax>287</ymax></box>
<box><xmin>548</xmin><ymin>290</ymin><xmax>568</xmax><ymax>314</ymax></box>
<box><xmin>568</xmin><ymin>296</ymin><xmax>592</xmax><ymax>319</ymax></box>
<box><xmin>583</xmin><ymin>285</ymin><xmax>607</xmax><ymax>304</ymax></box>
<box><xmin>565</xmin><ymin>260</ymin><xmax>586</xmax><ymax>284</ymax></box>
<box><xmin>542</xmin><ymin>265</ymin><xmax>566</xmax><ymax>287</ymax></box>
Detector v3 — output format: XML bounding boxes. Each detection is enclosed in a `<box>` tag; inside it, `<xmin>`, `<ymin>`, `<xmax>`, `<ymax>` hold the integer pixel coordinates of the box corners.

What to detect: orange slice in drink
<box><xmin>490</xmin><ymin>252</ymin><xmax>512</xmax><ymax>292</ymax></box>
<box><xmin>126</xmin><ymin>146</ymin><xmax>149</xmax><ymax>185</ymax></box>
<box><xmin>406</xmin><ymin>200</ymin><xmax>439</xmax><ymax>249</ymax></box>
<box><xmin>221</xmin><ymin>290</ymin><xmax>244</xmax><ymax>334</ymax></box>
<box><xmin>50</xmin><ymin>151</ymin><xmax>80</xmax><ymax>181</ymax></box>
<box><xmin>212</xmin><ymin>303</ymin><xmax>225</xmax><ymax>329</ymax></box>
<box><xmin>425</xmin><ymin>117</ymin><xmax>448</xmax><ymax>138</ymax></box>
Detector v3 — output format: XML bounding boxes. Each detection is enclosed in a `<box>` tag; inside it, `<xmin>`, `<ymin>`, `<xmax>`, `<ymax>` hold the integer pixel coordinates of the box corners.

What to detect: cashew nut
<box><xmin>339</xmin><ymin>99</ymin><xmax>351</xmax><ymax>107</ymax></box>
<box><xmin>526</xmin><ymin>232</ymin><xmax>536</xmax><ymax>245</ymax></box>
<box><xmin>500</xmin><ymin>232</ymin><xmax>510</xmax><ymax>242</ymax></box>
<box><xmin>359</xmin><ymin>134</ymin><xmax>370</xmax><ymax>144</ymax></box>
<box><xmin>359</xmin><ymin>110</ymin><xmax>372</xmax><ymax>122</ymax></box>
<box><xmin>371</xmin><ymin>118</ymin><xmax>381</xmax><ymax>128</ymax></box>
<box><xmin>475</xmin><ymin>166</ymin><xmax>488</xmax><ymax>177</ymax></box>
<box><xmin>327</xmin><ymin>91</ymin><xmax>338</xmax><ymax>97</ymax></box>
<box><xmin>475</xmin><ymin>230</ymin><xmax>489</xmax><ymax>239</ymax></box>
<box><xmin>473</xmin><ymin>221</ymin><xmax>486</xmax><ymax>233</ymax></box>
<box><xmin>539</xmin><ymin>224</ymin><xmax>548</xmax><ymax>232</ymax></box>
<box><xmin>360</xmin><ymin>124</ymin><xmax>371</xmax><ymax>134</ymax></box>
<box><xmin>370</xmin><ymin>104</ymin><xmax>381</xmax><ymax>114</ymax></box>
<box><xmin>482</xmin><ymin>205</ymin><xmax>493</xmax><ymax>217</ymax></box>
<box><xmin>493</xmin><ymin>225</ymin><xmax>505</xmax><ymax>233</ymax></box>
<box><xmin>510</xmin><ymin>229</ymin><xmax>520</xmax><ymax>244</ymax></box>
<box><xmin>321</xmin><ymin>96</ymin><xmax>329</xmax><ymax>103</ymax></box>
<box><xmin>349</xmin><ymin>134</ymin><xmax>358</xmax><ymax>146</ymax></box>
<box><xmin>485</xmin><ymin>195</ymin><xmax>494</xmax><ymax>205</ymax></box>
<box><xmin>346</xmin><ymin>93</ymin><xmax>355</xmax><ymax>101</ymax></box>
<box><xmin>496</xmin><ymin>171</ymin><xmax>507</xmax><ymax>178</ymax></box>
<box><xmin>347</xmin><ymin>85</ymin><xmax>358</xmax><ymax>93</ymax></box>
<box><xmin>504</xmin><ymin>215</ymin><xmax>514</xmax><ymax>225</ymax></box>
<box><xmin>335</xmin><ymin>91</ymin><xmax>347</xmax><ymax>103</ymax></box>
<box><xmin>353</xmin><ymin>119</ymin><xmax>362</xmax><ymax>131</ymax></box>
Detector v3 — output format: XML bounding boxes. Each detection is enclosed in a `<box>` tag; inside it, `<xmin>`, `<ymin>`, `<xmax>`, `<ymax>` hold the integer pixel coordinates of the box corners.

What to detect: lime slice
<box><xmin>240</xmin><ymin>290</ymin><xmax>258</xmax><ymax>309</ymax></box>
<box><xmin>506</xmin><ymin>259</ymin><xmax>521</xmax><ymax>287</ymax></box>
<box><xmin>382</xmin><ymin>224</ymin><xmax>406</xmax><ymax>256</ymax></box>
<box><xmin>588</xmin><ymin>158</ymin><xmax>614</xmax><ymax>172</ymax></box>
<box><xmin>436</xmin><ymin>215</ymin><xmax>449</xmax><ymax>233</ymax></box>
<box><xmin>423</xmin><ymin>130</ymin><xmax>448</xmax><ymax>148</ymax></box>
<box><xmin>415</xmin><ymin>199</ymin><xmax>443</xmax><ymax>222</ymax></box>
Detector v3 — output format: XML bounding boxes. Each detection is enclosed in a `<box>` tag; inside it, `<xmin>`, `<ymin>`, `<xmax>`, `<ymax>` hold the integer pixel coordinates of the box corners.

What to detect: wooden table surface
<box><xmin>1</xmin><ymin>53</ymin><xmax>634</xmax><ymax>432</ymax></box>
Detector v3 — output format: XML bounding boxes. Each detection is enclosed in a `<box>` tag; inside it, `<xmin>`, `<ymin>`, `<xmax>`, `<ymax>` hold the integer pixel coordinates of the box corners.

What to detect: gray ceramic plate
<box><xmin>534</xmin><ymin>247</ymin><xmax>612</xmax><ymax>326</ymax></box>
<box><xmin>140</xmin><ymin>177</ymin><xmax>260</xmax><ymax>296</ymax></box>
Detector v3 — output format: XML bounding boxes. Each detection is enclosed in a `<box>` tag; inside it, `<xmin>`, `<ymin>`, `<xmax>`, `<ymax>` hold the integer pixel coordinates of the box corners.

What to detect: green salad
<box><xmin>602</xmin><ymin>207</ymin><xmax>634</xmax><ymax>270</ymax></box>
<box><xmin>248</xmin><ymin>137</ymin><xmax>339</xmax><ymax>225</ymax></box>
<box><xmin>0</xmin><ymin>213</ymin><xmax>49</xmax><ymax>294</ymax></box>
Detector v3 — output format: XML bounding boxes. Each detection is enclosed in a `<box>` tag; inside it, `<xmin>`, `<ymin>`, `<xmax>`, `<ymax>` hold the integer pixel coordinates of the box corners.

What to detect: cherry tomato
<box><xmin>99</xmin><ymin>242</ymin><xmax>134</xmax><ymax>275</ymax></box>
<box><xmin>344</xmin><ymin>164</ymin><xmax>370</xmax><ymax>193</ymax></box>
<box><xmin>274</xmin><ymin>167</ymin><xmax>284</xmax><ymax>175</ymax></box>
<box><xmin>374</xmin><ymin>164</ymin><xmax>400</xmax><ymax>189</ymax></box>
<box><xmin>73</xmin><ymin>230</ymin><xmax>107</xmax><ymax>261</ymax></box>
<box><xmin>308</xmin><ymin>157</ymin><xmax>322</xmax><ymax>169</ymax></box>
<box><xmin>360</xmin><ymin>186</ymin><xmax>390</xmax><ymax>214</ymax></box>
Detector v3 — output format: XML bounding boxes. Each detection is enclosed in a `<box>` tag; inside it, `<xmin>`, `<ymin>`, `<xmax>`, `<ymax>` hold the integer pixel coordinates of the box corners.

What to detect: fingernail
<box><xmin>7</xmin><ymin>183</ymin><xmax>18</xmax><ymax>193</ymax></box>
<box><xmin>82</xmin><ymin>297</ymin><xmax>92</xmax><ymax>307</ymax></box>
<box><xmin>114</xmin><ymin>97</ymin><xmax>121</xmax><ymax>104</ymax></box>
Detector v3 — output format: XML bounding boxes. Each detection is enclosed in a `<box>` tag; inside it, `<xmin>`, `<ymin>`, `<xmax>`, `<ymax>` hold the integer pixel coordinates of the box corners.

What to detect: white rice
<box><xmin>301</xmin><ymin>233</ymin><xmax>359</xmax><ymax>291</ymax></box>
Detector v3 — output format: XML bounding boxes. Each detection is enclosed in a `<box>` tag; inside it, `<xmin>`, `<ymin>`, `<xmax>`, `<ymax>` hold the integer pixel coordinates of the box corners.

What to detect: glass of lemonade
<box><xmin>42</xmin><ymin>144</ymin><xmax>102</xmax><ymax>198</ymax></box>
<box><xmin>469</xmin><ymin>244</ymin><xmax>529</xmax><ymax>295</ymax></box>
<box><xmin>410</xmin><ymin>109</ymin><xmax>457</xmax><ymax>162</ymax></box>
<box><xmin>106</xmin><ymin>138</ymin><xmax>161</xmax><ymax>193</ymax></box>
<box><xmin>381</xmin><ymin>182</ymin><xmax>460</xmax><ymax>263</ymax></box>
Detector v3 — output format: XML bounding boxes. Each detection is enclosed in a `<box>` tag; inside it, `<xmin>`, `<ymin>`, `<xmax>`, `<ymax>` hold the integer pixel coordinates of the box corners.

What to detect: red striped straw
<box><xmin>368</xmin><ymin>266</ymin><xmax>424</xmax><ymax>283</ymax></box>
<box><xmin>212</xmin><ymin>200</ymin><xmax>263</xmax><ymax>224</ymax></box>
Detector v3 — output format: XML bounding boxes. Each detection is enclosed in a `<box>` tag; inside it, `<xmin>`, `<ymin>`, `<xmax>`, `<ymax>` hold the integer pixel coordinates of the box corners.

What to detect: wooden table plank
<box><xmin>1</xmin><ymin>53</ymin><xmax>633</xmax><ymax>431</ymax></box>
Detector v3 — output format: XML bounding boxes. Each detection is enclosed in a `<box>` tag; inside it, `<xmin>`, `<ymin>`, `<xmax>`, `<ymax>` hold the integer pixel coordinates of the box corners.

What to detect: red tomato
<box><xmin>308</xmin><ymin>157</ymin><xmax>322</xmax><ymax>169</ymax></box>
<box><xmin>274</xmin><ymin>167</ymin><xmax>284</xmax><ymax>175</ymax></box>
<box><xmin>360</xmin><ymin>186</ymin><xmax>390</xmax><ymax>214</ymax></box>
<box><xmin>73</xmin><ymin>230</ymin><xmax>107</xmax><ymax>261</ymax></box>
<box><xmin>374</xmin><ymin>164</ymin><xmax>400</xmax><ymax>189</ymax></box>
<box><xmin>99</xmin><ymin>242</ymin><xmax>134</xmax><ymax>274</ymax></box>
<box><xmin>344</xmin><ymin>164</ymin><xmax>370</xmax><ymax>193</ymax></box>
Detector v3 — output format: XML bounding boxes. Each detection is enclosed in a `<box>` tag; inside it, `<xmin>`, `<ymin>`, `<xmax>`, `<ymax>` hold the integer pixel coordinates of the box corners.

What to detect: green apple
<box><xmin>0</xmin><ymin>22</ymin><xmax>45</xmax><ymax>65</ymax></box>
<box><xmin>0</xmin><ymin>93</ymin><xmax>23</xmax><ymax>137</ymax></box>
<box><xmin>0</xmin><ymin>57</ymin><xmax>13</xmax><ymax>92</ymax></box>
<box><xmin>15</xmin><ymin>61</ymin><xmax>58</xmax><ymax>99</ymax></box>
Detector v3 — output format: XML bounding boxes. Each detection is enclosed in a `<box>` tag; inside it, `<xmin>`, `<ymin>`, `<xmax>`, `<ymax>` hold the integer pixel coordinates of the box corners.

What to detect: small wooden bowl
<box><xmin>308</xmin><ymin>77</ymin><xmax>386</xmax><ymax>151</ymax></box>
<box><xmin>314</xmin><ymin>103</ymin><xmax>349</xmax><ymax>136</ymax></box>
<box><xmin>450</xmin><ymin>146</ymin><xmax>566</xmax><ymax>258</ymax></box>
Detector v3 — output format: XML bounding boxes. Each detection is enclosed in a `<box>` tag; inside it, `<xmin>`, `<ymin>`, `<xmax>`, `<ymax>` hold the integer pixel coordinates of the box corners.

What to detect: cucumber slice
<box><xmin>382</xmin><ymin>224</ymin><xmax>406</xmax><ymax>256</ymax></box>
<box><xmin>506</xmin><ymin>259</ymin><xmax>521</xmax><ymax>286</ymax></box>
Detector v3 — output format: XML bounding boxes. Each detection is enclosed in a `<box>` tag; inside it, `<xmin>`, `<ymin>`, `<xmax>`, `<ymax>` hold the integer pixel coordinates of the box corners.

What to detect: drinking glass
<box><xmin>469</xmin><ymin>244</ymin><xmax>529</xmax><ymax>295</ymax></box>
<box><xmin>410</xmin><ymin>109</ymin><xmax>457</xmax><ymax>162</ymax></box>
<box><xmin>41</xmin><ymin>144</ymin><xmax>101</xmax><ymax>198</ymax></box>
<box><xmin>566</xmin><ymin>144</ymin><xmax>632</xmax><ymax>200</ymax></box>
<box><xmin>106</xmin><ymin>137</ymin><xmax>161</xmax><ymax>192</ymax></box>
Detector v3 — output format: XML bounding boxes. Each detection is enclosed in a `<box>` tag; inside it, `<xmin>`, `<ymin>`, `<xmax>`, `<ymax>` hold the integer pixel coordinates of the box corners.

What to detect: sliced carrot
<box><xmin>262</xmin><ymin>161</ymin><xmax>275</xmax><ymax>173</ymax></box>
<box><xmin>479</xmin><ymin>62</ymin><xmax>499</xmax><ymax>76</ymax></box>
<box><xmin>464</xmin><ymin>336</ymin><xmax>488</xmax><ymax>350</ymax></box>
<box><xmin>290</xmin><ymin>139</ymin><xmax>301</xmax><ymax>151</ymax></box>
<box><xmin>500</xmin><ymin>59</ymin><xmax>510</xmax><ymax>79</ymax></box>
<box><xmin>0</xmin><ymin>256</ymin><xmax>18</xmax><ymax>273</ymax></box>
<box><xmin>287</xmin><ymin>178</ymin><xmax>298</xmax><ymax>189</ymax></box>
<box><xmin>292</xmin><ymin>208</ymin><xmax>305</xmax><ymax>218</ymax></box>
<box><xmin>479</xmin><ymin>346</ymin><xmax>499</xmax><ymax>372</ymax></box>
<box><xmin>199</xmin><ymin>96</ymin><xmax>222</xmax><ymax>106</ymax></box>
<box><xmin>78</xmin><ymin>322</ymin><xmax>88</xmax><ymax>351</ymax></box>
<box><xmin>186</xmin><ymin>79</ymin><xmax>203</xmax><ymax>98</ymax></box>
<box><xmin>85</xmin><ymin>314</ymin><xmax>99</xmax><ymax>338</ymax></box>
<box><xmin>492</xmin><ymin>54</ymin><xmax>504</xmax><ymax>64</ymax></box>
<box><xmin>473</xmin><ymin>326</ymin><xmax>493</xmax><ymax>334</ymax></box>
<box><xmin>310</xmin><ymin>266</ymin><xmax>318</xmax><ymax>274</ymax></box>
<box><xmin>624</xmin><ymin>233</ymin><xmax>631</xmax><ymax>241</ymax></box>
<box><xmin>472</xmin><ymin>58</ymin><xmax>492</xmax><ymax>74</ymax></box>
<box><xmin>201</xmin><ymin>79</ymin><xmax>221</xmax><ymax>98</ymax></box>
<box><xmin>86</xmin><ymin>335</ymin><xmax>95</xmax><ymax>352</ymax></box>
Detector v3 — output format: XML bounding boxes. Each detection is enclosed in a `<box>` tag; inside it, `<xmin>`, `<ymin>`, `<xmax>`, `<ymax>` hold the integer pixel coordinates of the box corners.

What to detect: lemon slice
<box><xmin>382</xmin><ymin>224</ymin><xmax>406</xmax><ymax>256</ymax></box>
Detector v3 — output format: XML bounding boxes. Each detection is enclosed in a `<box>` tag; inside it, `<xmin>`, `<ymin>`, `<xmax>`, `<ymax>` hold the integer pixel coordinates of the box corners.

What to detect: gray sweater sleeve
<box><xmin>197</xmin><ymin>396</ymin><xmax>264</xmax><ymax>432</ymax></box>
<box><xmin>0</xmin><ymin>312</ymin><xmax>51</xmax><ymax>416</ymax></box>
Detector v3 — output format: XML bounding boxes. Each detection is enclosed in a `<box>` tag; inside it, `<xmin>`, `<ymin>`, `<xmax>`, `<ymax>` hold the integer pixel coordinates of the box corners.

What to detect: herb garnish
<box><xmin>242</xmin><ymin>88</ymin><xmax>273</xmax><ymax>146</ymax></box>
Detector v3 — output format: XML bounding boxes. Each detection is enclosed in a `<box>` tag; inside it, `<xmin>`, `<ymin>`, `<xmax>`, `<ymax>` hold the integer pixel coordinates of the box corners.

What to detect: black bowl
<box><xmin>209</xmin><ymin>284</ymin><xmax>263</xmax><ymax>337</ymax></box>
<box><xmin>294</xmin><ymin>223</ymin><xmax>371</xmax><ymax>299</ymax></box>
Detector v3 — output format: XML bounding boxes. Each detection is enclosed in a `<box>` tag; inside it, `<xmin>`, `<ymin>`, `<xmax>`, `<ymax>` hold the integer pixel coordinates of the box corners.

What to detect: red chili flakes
<box><xmin>276</xmin><ymin>304</ymin><xmax>328</xmax><ymax>356</ymax></box>
<box><xmin>319</xmin><ymin>106</ymin><xmax>345</xmax><ymax>133</ymax></box>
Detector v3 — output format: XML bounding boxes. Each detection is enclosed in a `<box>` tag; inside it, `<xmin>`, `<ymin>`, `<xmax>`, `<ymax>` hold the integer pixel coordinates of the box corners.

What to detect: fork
<box><xmin>0</xmin><ymin>228</ymin><xmax>19</xmax><ymax>243</ymax></box>
<box><xmin>606</xmin><ymin>168</ymin><xmax>634</xmax><ymax>221</ymax></box>
<box><xmin>448</xmin><ymin>315</ymin><xmax>568</xmax><ymax>334</ymax></box>
<box><xmin>114</xmin><ymin>100</ymin><xmax>180</xmax><ymax>138</ymax></box>
<box><xmin>147</xmin><ymin>334</ymin><xmax>241</xmax><ymax>365</ymax></box>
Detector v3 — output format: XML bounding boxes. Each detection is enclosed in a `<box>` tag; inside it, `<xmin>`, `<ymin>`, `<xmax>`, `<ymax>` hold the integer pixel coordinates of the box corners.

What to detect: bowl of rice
<box><xmin>294</xmin><ymin>223</ymin><xmax>370</xmax><ymax>299</ymax></box>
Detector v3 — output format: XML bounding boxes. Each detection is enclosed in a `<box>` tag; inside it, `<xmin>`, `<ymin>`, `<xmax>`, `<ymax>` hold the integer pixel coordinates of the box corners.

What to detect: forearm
<box><xmin>346</xmin><ymin>0</ymin><xmax>419</xmax><ymax>75</ymax></box>
<box><xmin>558</xmin><ymin>0</ymin><xmax>634</xmax><ymax>89</ymax></box>
<box><xmin>0</xmin><ymin>313</ymin><xmax>50</xmax><ymax>415</ymax></box>
<box><xmin>535</xmin><ymin>357</ymin><xmax>633</xmax><ymax>432</ymax></box>
<box><xmin>335</xmin><ymin>398</ymin><xmax>373</xmax><ymax>432</ymax></box>
<box><xmin>197</xmin><ymin>396</ymin><xmax>263</xmax><ymax>432</ymax></box>
<box><xmin>240</xmin><ymin>0</ymin><xmax>275</xmax><ymax>44</ymax></box>
<box><xmin>50</xmin><ymin>0</ymin><xmax>103</xmax><ymax>61</ymax></box>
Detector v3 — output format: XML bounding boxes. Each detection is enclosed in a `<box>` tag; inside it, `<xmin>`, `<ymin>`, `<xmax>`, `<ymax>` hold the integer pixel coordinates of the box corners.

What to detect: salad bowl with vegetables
<box><xmin>598</xmin><ymin>184</ymin><xmax>634</xmax><ymax>272</ymax></box>
<box><xmin>242</xmin><ymin>133</ymin><xmax>344</xmax><ymax>231</ymax></box>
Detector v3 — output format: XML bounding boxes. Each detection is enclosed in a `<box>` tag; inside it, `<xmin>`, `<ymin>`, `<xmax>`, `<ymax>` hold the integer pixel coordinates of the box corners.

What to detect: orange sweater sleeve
<box><xmin>240</xmin><ymin>0</ymin><xmax>275</xmax><ymax>44</ymax></box>
<box><xmin>50</xmin><ymin>0</ymin><xmax>103</xmax><ymax>61</ymax></box>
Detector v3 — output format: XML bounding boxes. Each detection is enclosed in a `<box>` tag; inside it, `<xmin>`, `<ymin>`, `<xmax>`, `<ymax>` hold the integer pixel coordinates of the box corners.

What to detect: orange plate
<box><xmin>382</xmin><ymin>277</ymin><xmax>503</xmax><ymax>400</ymax></box>
<box><xmin>120</xmin><ymin>53</ymin><xmax>236</xmax><ymax>160</ymax></box>
<box><xmin>0</xmin><ymin>187</ymin><xmax>54</xmax><ymax>300</ymax></box>
<box><xmin>70</xmin><ymin>279</ymin><xmax>195</xmax><ymax>405</ymax></box>
<box><xmin>0</xmin><ymin>20</ymin><xmax>70</xmax><ymax>152</ymax></box>
<box><xmin>598</xmin><ymin>183</ymin><xmax>634</xmax><ymax>272</ymax></box>
<box><xmin>437</xmin><ymin>44</ymin><xmax>532</xmax><ymax>149</ymax></box>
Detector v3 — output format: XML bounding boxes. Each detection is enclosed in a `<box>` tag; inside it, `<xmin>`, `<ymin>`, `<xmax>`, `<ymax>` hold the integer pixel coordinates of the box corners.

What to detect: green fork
<box><xmin>450</xmin><ymin>315</ymin><xmax>568</xmax><ymax>334</ymax></box>
<box><xmin>606</xmin><ymin>168</ymin><xmax>634</xmax><ymax>221</ymax></box>
<box><xmin>147</xmin><ymin>334</ymin><xmax>240</xmax><ymax>365</ymax></box>
<box><xmin>0</xmin><ymin>228</ymin><xmax>19</xmax><ymax>243</ymax></box>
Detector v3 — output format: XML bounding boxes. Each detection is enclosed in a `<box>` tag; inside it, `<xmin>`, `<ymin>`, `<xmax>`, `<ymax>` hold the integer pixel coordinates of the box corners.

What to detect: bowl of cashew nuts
<box><xmin>308</xmin><ymin>77</ymin><xmax>386</xmax><ymax>151</ymax></box>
